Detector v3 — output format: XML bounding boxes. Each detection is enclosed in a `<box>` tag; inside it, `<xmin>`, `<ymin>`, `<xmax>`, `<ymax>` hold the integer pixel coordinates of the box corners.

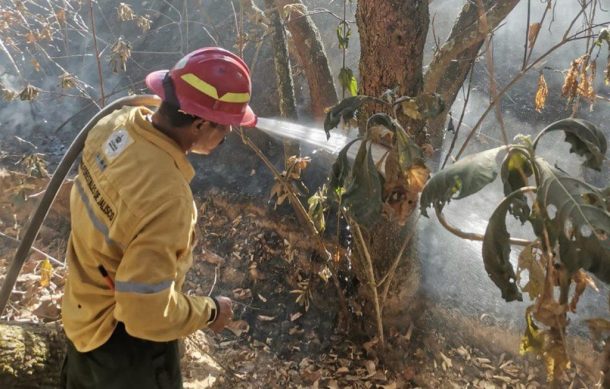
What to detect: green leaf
<box><xmin>323</xmin><ymin>96</ymin><xmax>367</xmax><ymax>138</ymax></box>
<box><xmin>336</xmin><ymin>21</ymin><xmax>351</xmax><ymax>49</ymax></box>
<box><xmin>420</xmin><ymin>147</ymin><xmax>506</xmax><ymax>216</ymax></box>
<box><xmin>339</xmin><ymin>67</ymin><xmax>358</xmax><ymax>97</ymax></box>
<box><xmin>536</xmin><ymin>160</ymin><xmax>610</xmax><ymax>282</ymax></box>
<box><xmin>308</xmin><ymin>188</ymin><xmax>327</xmax><ymax>233</ymax></box>
<box><xmin>501</xmin><ymin>149</ymin><xmax>533</xmax><ymax>223</ymax></box>
<box><xmin>328</xmin><ymin>138</ymin><xmax>361</xmax><ymax>198</ymax></box>
<box><xmin>343</xmin><ymin>141</ymin><xmax>383</xmax><ymax>227</ymax></box>
<box><xmin>482</xmin><ymin>189</ymin><xmax>526</xmax><ymax>302</ymax></box>
<box><xmin>533</xmin><ymin>118</ymin><xmax>607</xmax><ymax>171</ymax></box>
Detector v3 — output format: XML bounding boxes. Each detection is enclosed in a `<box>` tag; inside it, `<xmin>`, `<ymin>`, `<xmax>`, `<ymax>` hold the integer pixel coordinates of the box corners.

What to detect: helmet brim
<box><xmin>145</xmin><ymin>70</ymin><xmax>258</xmax><ymax>128</ymax></box>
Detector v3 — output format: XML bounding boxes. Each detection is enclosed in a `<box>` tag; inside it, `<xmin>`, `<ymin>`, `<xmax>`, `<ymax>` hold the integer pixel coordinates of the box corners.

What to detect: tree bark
<box><xmin>263</xmin><ymin>0</ymin><xmax>299</xmax><ymax>161</ymax></box>
<box><xmin>424</xmin><ymin>0</ymin><xmax>520</xmax><ymax>150</ymax></box>
<box><xmin>352</xmin><ymin>0</ymin><xmax>429</xmax><ymax>335</ymax></box>
<box><xmin>0</xmin><ymin>322</ymin><xmax>65</xmax><ymax>388</ymax></box>
<box><xmin>356</xmin><ymin>0</ymin><xmax>429</xmax><ymax>142</ymax></box>
<box><xmin>275</xmin><ymin>0</ymin><xmax>338</xmax><ymax>121</ymax></box>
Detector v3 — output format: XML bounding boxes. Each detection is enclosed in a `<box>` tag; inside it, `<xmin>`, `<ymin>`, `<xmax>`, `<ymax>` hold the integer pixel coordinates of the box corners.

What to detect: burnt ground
<box><xmin>0</xmin><ymin>152</ymin><xmax>606</xmax><ymax>388</ymax></box>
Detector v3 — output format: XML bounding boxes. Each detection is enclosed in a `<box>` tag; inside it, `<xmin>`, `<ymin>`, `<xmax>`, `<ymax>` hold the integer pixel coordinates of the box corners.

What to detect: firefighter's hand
<box><xmin>209</xmin><ymin>296</ymin><xmax>233</xmax><ymax>333</ymax></box>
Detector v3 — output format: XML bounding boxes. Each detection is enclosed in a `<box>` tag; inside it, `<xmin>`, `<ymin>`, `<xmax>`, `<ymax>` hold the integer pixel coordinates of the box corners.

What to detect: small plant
<box><xmin>419</xmin><ymin>118</ymin><xmax>609</xmax><ymax>384</ymax></box>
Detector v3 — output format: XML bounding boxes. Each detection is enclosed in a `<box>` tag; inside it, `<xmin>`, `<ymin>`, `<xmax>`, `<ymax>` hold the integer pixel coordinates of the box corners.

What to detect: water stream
<box><xmin>254</xmin><ymin>117</ymin><xmax>608</xmax><ymax>337</ymax></box>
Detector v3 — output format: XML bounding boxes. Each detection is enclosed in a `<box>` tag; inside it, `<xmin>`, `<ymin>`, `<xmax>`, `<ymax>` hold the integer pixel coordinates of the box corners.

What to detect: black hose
<box><xmin>0</xmin><ymin>95</ymin><xmax>161</xmax><ymax>316</ymax></box>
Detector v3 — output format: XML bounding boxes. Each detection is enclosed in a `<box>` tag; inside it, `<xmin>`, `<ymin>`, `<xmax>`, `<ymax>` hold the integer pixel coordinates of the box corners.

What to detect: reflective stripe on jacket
<box><xmin>62</xmin><ymin>106</ymin><xmax>216</xmax><ymax>352</ymax></box>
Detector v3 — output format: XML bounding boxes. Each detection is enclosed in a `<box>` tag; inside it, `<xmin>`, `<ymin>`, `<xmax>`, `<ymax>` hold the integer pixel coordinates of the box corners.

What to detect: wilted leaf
<box><xmin>400</xmin><ymin>99</ymin><xmax>421</xmax><ymax>120</ymax></box>
<box><xmin>324</xmin><ymin>96</ymin><xmax>368</xmax><ymax>136</ymax></box>
<box><xmin>343</xmin><ymin>141</ymin><xmax>383</xmax><ymax>227</ymax></box>
<box><xmin>39</xmin><ymin>257</ymin><xmax>53</xmax><ymax>287</ymax></box>
<box><xmin>201</xmin><ymin>249</ymin><xmax>225</xmax><ymax>265</ymax></box>
<box><xmin>569</xmin><ymin>270</ymin><xmax>598</xmax><ymax>312</ymax></box>
<box><xmin>396</xmin><ymin>125</ymin><xmax>424</xmax><ymax>170</ymax></box>
<box><xmin>110</xmin><ymin>37</ymin><xmax>132</xmax><ymax>73</ymax></box>
<box><xmin>226</xmin><ymin>320</ymin><xmax>250</xmax><ymax>336</ymax></box>
<box><xmin>516</xmin><ymin>244</ymin><xmax>544</xmax><ymax>300</ymax></box>
<box><xmin>136</xmin><ymin>15</ymin><xmax>151</xmax><ymax>32</ymax></box>
<box><xmin>501</xmin><ymin>149</ymin><xmax>533</xmax><ymax>223</ymax></box>
<box><xmin>536</xmin><ymin>160</ymin><xmax>610</xmax><ymax>282</ymax></box>
<box><xmin>232</xmin><ymin>288</ymin><xmax>252</xmax><ymax>300</ymax></box>
<box><xmin>117</xmin><ymin>3</ymin><xmax>136</xmax><ymax>21</ymax></box>
<box><xmin>339</xmin><ymin>67</ymin><xmax>358</xmax><ymax>97</ymax></box>
<box><xmin>290</xmin><ymin>312</ymin><xmax>303</xmax><ymax>321</ymax></box>
<box><xmin>586</xmin><ymin>318</ymin><xmax>610</xmax><ymax>342</ymax></box>
<box><xmin>308</xmin><ymin>188</ymin><xmax>327</xmax><ymax>233</ymax></box>
<box><xmin>482</xmin><ymin>190</ymin><xmax>525</xmax><ymax>302</ymax></box>
<box><xmin>528</xmin><ymin>23</ymin><xmax>541</xmax><ymax>47</ymax></box>
<box><xmin>328</xmin><ymin>138</ymin><xmax>360</xmax><ymax>198</ymax></box>
<box><xmin>420</xmin><ymin>147</ymin><xmax>505</xmax><ymax>216</ymax></box>
<box><xmin>59</xmin><ymin>72</ymin><xmax>77</xmax><ymax>89</ymax></box>
<box><xmin>407</xmin><ymin>164</ymin><xmax>429</xmax><ymax>193</ymax></box>
<box><xmin>19</xmin><ymin>84</ymin><xmax>40</xmax><ymax>101</ymax></box>
<box><xmin>534</xmin><ymin>73</ymin><xmax>548</xmax><ymax>113</ymax></box>
<box><xmin>533</xmin><ymin>118</ymin><xmax>607</xmax><ymax>171</ymax></box>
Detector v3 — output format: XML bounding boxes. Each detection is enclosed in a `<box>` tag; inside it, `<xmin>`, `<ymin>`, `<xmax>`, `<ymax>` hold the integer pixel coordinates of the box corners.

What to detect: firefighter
<box><xmin>60</xmin><ymin>47</ymin><xmax>257</xmax><ymax>388</ymax></box>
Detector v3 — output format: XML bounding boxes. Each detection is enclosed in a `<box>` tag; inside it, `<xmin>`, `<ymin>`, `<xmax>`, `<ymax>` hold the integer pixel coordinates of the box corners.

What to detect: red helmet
<box><xmin>146</xmin><ymin>47</ymin><xmax>257</xmax><ymax>127</ymax></box>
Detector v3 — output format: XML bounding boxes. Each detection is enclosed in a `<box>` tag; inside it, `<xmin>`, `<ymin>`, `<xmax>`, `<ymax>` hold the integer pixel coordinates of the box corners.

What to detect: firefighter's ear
<box><xmin>193</xmin><ymin>118</ymin><xmax>205</xmax><ymax>132</ymax></box>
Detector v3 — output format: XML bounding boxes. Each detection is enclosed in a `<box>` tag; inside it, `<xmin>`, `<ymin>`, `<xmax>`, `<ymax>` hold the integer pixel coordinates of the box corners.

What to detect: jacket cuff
<box><xmin>208</xmin><ymin>296</ymin><xmax>220</xmax><ymax>324</ymax></box>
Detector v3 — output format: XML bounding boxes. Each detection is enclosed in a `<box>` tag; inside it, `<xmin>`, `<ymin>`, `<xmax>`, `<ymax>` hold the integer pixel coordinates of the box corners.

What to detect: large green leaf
<box><xmin>501</xmin><ymin>149</ymin><xmax>533</xmax><ymax>223</ymax></box>
<box><xmin>343</xmin><ymin>140</ymin><xmax>383</xmax><ymax>227</ymax></box>
<box><xmin>323</xmin><ymin>96</ymin><xmax>367</xmax><ymax>138</ymax></box>
<box><xmin>533</xmin><ymin>118</ymin><xmax>607</xmax><ymax>171</ymax></box>
<box><xmin>536</xmin><ymin>160</ymin><xmax>610</xmax><ymax>282</ymax></box>
<box><xmin>420</xmin><ymin>147</ymin><xmax>506</xmax><ymax>217</ymax></box>
<box><xmin>482</xmin><ymin>189</ymin><xmax>525</xmax><ymax>302</ymax></box>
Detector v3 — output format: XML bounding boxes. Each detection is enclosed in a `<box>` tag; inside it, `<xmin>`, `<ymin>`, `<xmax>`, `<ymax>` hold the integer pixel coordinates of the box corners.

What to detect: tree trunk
<box><xmin>424</xmin><ymin>0</ymin><xmax>520</xmax><ymax>151</ymax></box>
<box><xmin>356</xmin><ymin>0</ymin><xmax>429</xmax><ymax>143</ymax></box>
<box><xmin>353</xmin><ymin>0</ymin><xmax>429</xmax><ymax>333</ymax></box>
<box><xmin>0</xmin><ymin>322</ymin><xmax>65</xmax><ymax>388</ymax></box>
<box><xmin>263</xmin><ymin>0</ymin><xmax>299</xmax><ymax>162</ymax></box>
<box><xmin>275</xmin><ymin>0</ymin><xmax>338</xmax><ymax>121</ymax></box>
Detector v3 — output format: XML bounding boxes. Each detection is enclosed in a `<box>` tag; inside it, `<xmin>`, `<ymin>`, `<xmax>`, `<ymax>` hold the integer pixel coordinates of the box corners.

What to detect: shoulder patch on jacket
<box><xmin>103</xmin><ymin>128</ymin><xmax>133</xmax><ymax>161</ymax></box>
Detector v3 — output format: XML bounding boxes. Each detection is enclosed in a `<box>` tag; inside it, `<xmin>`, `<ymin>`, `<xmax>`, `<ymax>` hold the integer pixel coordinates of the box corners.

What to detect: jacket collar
<box><xmin>129</xmin><ymin>107</ymin><xmax>195</xmax><ymax>183</ymax></box>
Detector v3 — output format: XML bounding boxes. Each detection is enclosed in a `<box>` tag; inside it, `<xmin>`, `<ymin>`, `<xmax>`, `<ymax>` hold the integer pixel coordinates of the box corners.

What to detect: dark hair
<box><xmin>157</xmin><ymin>101</ymin><xmax>198</xmax><ymax>128</ymax></box>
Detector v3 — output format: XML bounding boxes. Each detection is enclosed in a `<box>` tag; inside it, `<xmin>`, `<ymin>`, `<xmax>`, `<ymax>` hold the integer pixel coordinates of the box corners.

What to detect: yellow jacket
<box><xmin>62</xmin><ymin>106</ymin><xmax>217</xmax><ymax>352</ymax></box>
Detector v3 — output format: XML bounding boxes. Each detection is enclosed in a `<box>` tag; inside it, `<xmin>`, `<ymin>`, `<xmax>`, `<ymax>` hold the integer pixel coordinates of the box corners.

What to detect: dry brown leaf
<box><xmin>257</xmin><ymin>315</ymin><xmax>276</xmax><ymax>322</ymax></box>
<box><xmin>364</xmin><ymin>360</ymin><xmax>376</xmax><ymax>376</ymax></box>
<box><xmin>288</xmin><ymin>312</ymin><xmax>302</xmax><ymax>322</ymax></box>
<box><xmin>528</xmin><ymin>23</ymin><xmax>541</xmax><ymax>47</ymax></box>
<box><xmin>226</xmin><ymin>320</ymin><xmax>250</xmax><ymax>336</ymax></box>
<box><xmin>201</xmin><ymin>249</ymin><xmax>225</xmax><ymax>265</ymax></box>
<box><xmin>562</xmin><ymin>57</ymin><xmax>582</xmax><ymax>99</ymax></box>
<box><xmin>232</xmin><ymin>288</ymin><xmax>252</xmax><ymax>300</ymax></box>
<box><xmin>534</xmin><ymin>73</ymin><xmax>548</xmax><ymax>113</ymax></box>
<box><xmin>257</xmin><ymin>293</ymin><xmax>267</xmax><ymax>302</ymax></box>
<box><xmin>407</xmin><ymin>164</ymin><xmax>429</xmax><ymax>193</ymax></box>
<box><xmin>569</xmin><ymin>270</ymin><xmax>598</xmax><ymax>312</ymax></box>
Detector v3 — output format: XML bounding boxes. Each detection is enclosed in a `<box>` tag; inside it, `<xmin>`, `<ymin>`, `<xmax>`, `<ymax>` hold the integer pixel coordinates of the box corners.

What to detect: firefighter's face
<box><xmin>190</xmin><ymin>120</ymin><xmax>231</xmax><ymax>155</ymax></box>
